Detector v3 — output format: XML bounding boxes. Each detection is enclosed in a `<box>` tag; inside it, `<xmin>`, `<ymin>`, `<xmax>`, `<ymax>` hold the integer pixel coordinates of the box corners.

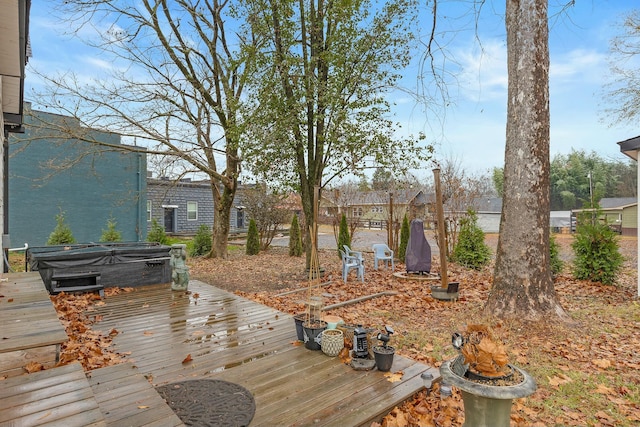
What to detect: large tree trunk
<box><xmin>484</xmin><ymin>0</ymin><xmax>567</xmax><ymax>320</ymax></box>
<box><xmin>210</xmin><ymin>181</ymin><xmax>235</xmax><ymax>259</ymax></box>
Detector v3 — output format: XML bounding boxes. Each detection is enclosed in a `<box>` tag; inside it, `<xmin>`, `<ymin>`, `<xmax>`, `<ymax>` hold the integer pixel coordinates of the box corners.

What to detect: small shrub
<box><xmin>549</xmin><ymin>233</ymin><xmax>563</xmax><ymax>277</ymax></box>
<box><xmin>288</xmin><ymin>215</ymin><xmax>303</xmax><ymax>257</ymax></box>
<box><xmin>337</xmin><ymin>214</ymin><xmax>351</xmax><ymax>259</ymax></box>
<box><xmin>190</xmin><ymin>224</ymin><xmax>212</xmax><ymax>257</ymax></box>
<box><xmin>100</xmin><ymin>217</ymin><xmax>122</xmax><ymax>242</ymax></box>
<box><xmin>47</xmin><ymin>211</ymin><xmax>76</xmax><ymax>245</ymax></box>
<box><xmin>572</xmin><ymin>215</ymin><xmax>623</xmax><ymax>285</ymax></box>
<box><xmin>147</xmin><ymin>218</ymin><xmax>168</xmax><ymax>245</ymax></box>
<box><xmin>451</xmin><ymin>209</ymin><xmax>491</xmax><ymax>270</ymax></box>
<box><xmin>246</xmin><ymin>219</ymin><xmax>260</xmax><ymax>255</ymax></box>
<box><xmin>398</xmin><ymin>214</ymin><xmax>410</xmax><ymax>263</ymax></box>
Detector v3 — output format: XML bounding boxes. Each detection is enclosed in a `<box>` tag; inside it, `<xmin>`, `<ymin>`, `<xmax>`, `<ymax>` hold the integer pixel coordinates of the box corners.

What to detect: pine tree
<box><xmin>398</xmin><ymin>214</ymin><xmax>410</xmax><ymax>262</ymax></box>
<box><xmin>337</xmin><ymin>214</ymin><xmax>351</xmax><ymax>258</ymax></box>
<box><xmin>47</xmin><ymin>211</ymin><xmax>76</xmax><ymax>245</ymax></box>
<box><xmin>289</xmin><ymin>215</ymin><xmax>303</xmax><ymax>257</ymax></box>
<box><xmin>100</xmin><ymin>217</ymin><xmax>122</xmax><ymax>242</ymax></box>
<box><xmin>246</xmin><ymin>219</ymin><xmax>260</xmax><ymax>255</ymax></box>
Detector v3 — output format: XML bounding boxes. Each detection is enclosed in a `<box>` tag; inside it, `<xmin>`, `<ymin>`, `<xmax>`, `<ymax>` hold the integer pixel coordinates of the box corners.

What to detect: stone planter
<box><xmin>302</xmin><ymin>321</ymin><xmax>327</xmax><ymax>351</ymax></box>
<box><xmin>321</xmin><ymin>329</ymin><xmax>344</xmax><ymax>357</ymax></box>
<box><xmin>372</xmin><ymin>345</ymin><xmax>395</xmax><ymax>372</ymax></box>
<box><xmin>440</xmin><ymin>355</ymin><xmax>537</xmax><ymax>427</ymax></box>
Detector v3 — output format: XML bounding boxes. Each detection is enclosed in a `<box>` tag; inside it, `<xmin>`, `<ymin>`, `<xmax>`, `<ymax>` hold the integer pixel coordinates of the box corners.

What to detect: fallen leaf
<box><xmin>23</xmin><ymin>362</ymin><xmax>45</xmax><ymax>373</ymax></box>
<box><xmin>548</xmin><ymin>373</ymin><xmax>573</xmax><ymax>388</ymax></box>
<box><xmin>143</xmin><ymin>331</ymin><xmax>154</xmax><ymax>336</ymax></box>
<box><xmin>138</xmin><ymin>405</ymin><xmax>149</xmax><ymax>409</ymax></box>
<box><xmin>384</xmin><ymin>371</ymin><xmax>403</xmax><ymax>383</ymax></box>
<box><xmin>592</xmin><ymin>358</ymin><xmax>612</xmax><ymax>369</ymax></box>
<box><xmin>182</xmin><ymin>354</ymin><xmax>193</xmax><ymax>364</ymax></box>
<box><xmin>595</xmin><ymin>384</ymin><xmax>615</xmax><ymax>395</ymax></box>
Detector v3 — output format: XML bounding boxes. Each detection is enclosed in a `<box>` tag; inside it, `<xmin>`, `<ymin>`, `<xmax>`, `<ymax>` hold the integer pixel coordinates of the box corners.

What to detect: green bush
<box><xmin>100</xmin><ymin>217</ymin><xmax>122</xmax><ymax>242</ymax></box>
<box><xmin>288</xmin><ymin>215</ymin><xmax>303</xmax><ymax>257</ymax></box>
<box><xmin>451</xmin><ymin>209</ymin><xmax>491</xmax><ymax>270</ymax></box>
<box><xmin>190</xmin><ymin>224</ymin><xmax>212</xmax><ymax>257</ymax></box>
<box><xmin>572</xmin><ymin>216</ymin><xmax>623</xmax><ymax>285</ymax></box>
<box><xmin>337</xmin><ymin>214</ymin><xmax>351</xmax><ymax>259</ymax></box>
<box><xmin>398</xmin><ymin>214</ymin><xmax>410</xmax><ymax>263</ymax></box>
<box><xmin>147</xmin><ymin>218</ymin><xmax>168</xmax><ymax>245</ymax></box>
<box><xmin>549</xmin><ymin>233</ymin><xmax>563</xmax><ymax>277</ymax></box>
<box><xmin>246</xmin><ymin>219</ymin><xmax>260</xmax><ymax>255</ymax></box>
<box><xmin>47</xmin><ymin>211</ymin><xmax>76</xmax><ymax>245</ymax></box>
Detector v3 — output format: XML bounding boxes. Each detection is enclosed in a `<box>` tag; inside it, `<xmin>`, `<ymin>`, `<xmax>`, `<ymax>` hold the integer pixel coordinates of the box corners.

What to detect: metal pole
<box><xmin>433</xmin><ymin>168</ymin><xmax>448</xmax><ymax>289</ymax></box>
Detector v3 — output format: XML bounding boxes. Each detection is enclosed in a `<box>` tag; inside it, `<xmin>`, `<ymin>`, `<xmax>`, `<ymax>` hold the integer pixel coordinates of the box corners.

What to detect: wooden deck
<box><xmin>92</xmin><ymin>280</ymin><xmax>434</xmax><ymax>426</ymax></box>
<box><xmin>0</xmin><ymin>274</ymin><xmax>436</xmax><ymax>426</ymax></box>
<box><xmin>0</xmin><ymin>272</ymin><xmax>68</xmax><ymax>377</ymax></box>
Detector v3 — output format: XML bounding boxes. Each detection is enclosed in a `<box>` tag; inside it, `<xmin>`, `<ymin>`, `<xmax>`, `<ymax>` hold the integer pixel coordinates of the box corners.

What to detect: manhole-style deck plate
<box><xmin>157</xmin><ymin>379</ymin><xmax>255</xmax><ymax>427</ymax></box>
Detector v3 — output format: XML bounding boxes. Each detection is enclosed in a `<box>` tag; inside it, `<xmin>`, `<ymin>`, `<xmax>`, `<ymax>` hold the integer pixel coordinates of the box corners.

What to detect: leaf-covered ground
<box><xmin>191</xmin><ymin>234</ymin><xmax>640</xmax><ymax>427</ymax></box>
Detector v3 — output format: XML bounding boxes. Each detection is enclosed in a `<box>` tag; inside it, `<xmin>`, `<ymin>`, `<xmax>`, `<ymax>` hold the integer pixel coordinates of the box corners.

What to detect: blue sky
<box><xmin>24</xmin><ymin>0</ymin><xmax>639</xmax><ymax>179</ymax></box>
<box><xmin>393</xmin><ymin>0</ymin><xmax>639</xmax><ymax>176</ymax></box>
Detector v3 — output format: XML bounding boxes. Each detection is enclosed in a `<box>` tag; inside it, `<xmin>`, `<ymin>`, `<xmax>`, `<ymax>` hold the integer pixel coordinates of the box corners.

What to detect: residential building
<box><xmin>147</xmin><ymin>178</ymin><xmax>250</xmax><ymax>235</ymax></box>
<box><xmin>8</xmin><ymin>105</ymin><xmax>147</xmax><ymax>246</ymax></box>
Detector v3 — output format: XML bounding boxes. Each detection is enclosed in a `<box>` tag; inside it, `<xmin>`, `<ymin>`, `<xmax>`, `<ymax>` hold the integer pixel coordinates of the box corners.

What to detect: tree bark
<box><xmin>485</xmin><ymin>0</ymin><xmax>568</xmax><ymax>320</ymax></box>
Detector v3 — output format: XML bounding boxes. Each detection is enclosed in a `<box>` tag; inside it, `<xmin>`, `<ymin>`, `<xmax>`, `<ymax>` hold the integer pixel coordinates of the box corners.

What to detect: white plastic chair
<box><xmin>343</xmin><ymin>245</ymin><xmax>364</xmax><ymax>264</ymax></box>
<box><xmin>372</xmin><ymin>243</ymin><xmax>394</xmax><ymax>270</ymax></box>
<box><xmin>340</xmin><ymin>249</ymin><xmax>364</xmax><ymax>283</ymax></box>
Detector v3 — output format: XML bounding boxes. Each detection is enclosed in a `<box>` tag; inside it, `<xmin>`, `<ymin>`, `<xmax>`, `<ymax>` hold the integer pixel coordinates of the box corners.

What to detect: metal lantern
<box><xmin>353</xmin><ymin>324</ymin><xmax>369</xmax><ymax>358</ymax></box>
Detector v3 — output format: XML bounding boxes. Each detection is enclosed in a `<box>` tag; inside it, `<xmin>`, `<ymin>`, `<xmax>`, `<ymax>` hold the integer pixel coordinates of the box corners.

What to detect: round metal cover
<box><xmin>157</xmin><ymin>379</ymin><xmax>256</xmax><ymax>427</ymax></box>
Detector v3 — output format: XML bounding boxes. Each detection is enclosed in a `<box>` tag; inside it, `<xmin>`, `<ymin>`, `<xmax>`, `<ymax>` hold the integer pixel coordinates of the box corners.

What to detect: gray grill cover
<box><xmin>405</xmin><ymin>219</ymin><xmax>431</xmax><ymax>273</ymax></box>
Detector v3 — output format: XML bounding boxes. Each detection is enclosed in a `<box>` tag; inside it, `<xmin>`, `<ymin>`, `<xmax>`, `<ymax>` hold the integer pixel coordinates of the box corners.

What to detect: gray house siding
<box><xmin>8</xmin><ymin>106</ymin><xmax>147</xmax><ymax>246</ymax></box>
<box><xmin>147</xmin><ymin>179</ymin><xmax>249</xmax><ymax>235</ymax></box>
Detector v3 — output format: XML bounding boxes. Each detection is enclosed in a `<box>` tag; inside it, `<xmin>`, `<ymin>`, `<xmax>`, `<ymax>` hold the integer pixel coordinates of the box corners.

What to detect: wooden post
<box><xmin>433</xmin><ymin>168</ymin><xmax>448</xmax><ymax>289</ymax></box>
<box><xmin>388</xmin><ymin>192</ymin><xmax>394</xmax><ymax>249</ymax></box>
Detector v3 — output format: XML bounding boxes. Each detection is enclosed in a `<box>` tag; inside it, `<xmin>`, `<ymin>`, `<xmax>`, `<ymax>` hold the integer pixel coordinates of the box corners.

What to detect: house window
<box><xmin>371</xmin><ymin>206</ymin><xmax>383</xmax><ymax>214</ymax></box>
<box><xmin>352</xmin><ymin>207</ymin><xmax>363</xmax><ymax>217</ymax></box>
<box><xmin>146</xmin><ymin>200</ymin><xmax>152</xmax><ymax>221</ymax></box>
<box><xmin>187</xmin><ymin>201</ymin><xmax>198</xmax><ymax>220</ymax></box>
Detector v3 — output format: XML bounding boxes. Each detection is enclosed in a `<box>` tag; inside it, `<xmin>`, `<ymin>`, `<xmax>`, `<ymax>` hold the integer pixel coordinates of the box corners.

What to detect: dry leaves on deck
<box><xmin>50</xmin><ymin>289</ymin><xmax>127</xmax><ymax>371</ymax></box>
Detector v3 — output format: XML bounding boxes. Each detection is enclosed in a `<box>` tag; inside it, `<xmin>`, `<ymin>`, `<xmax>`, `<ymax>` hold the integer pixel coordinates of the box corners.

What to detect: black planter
<box><xmin>372</xmin><ymin>345</ymin><xmax>395</xmax><ymax>372</ymax></box>
<box><xmin>431</xmin><ymin>283</ymin><xmax>459</xmax><ymax>301</ymax></box>
<box><xmin>303</xmin><ymin>321</ymin><xmax>327</xmax><ymax>350</ymax></box>
<box><xmin>293</xmin><ymin>314</ymin><xmax>306</xmax><ymax>341</ymax></box>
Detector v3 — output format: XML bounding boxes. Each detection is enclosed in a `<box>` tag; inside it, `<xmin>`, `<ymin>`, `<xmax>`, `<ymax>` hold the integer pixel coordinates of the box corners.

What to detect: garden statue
<box><xmin>170</xmin><ymin>243</ymin><xmax>190</xmax><ymax>291</ymax></box>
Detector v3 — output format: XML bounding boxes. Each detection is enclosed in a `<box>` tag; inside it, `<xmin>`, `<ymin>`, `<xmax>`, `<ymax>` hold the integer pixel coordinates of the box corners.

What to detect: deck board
<box><xmin>0</xmin><ymin>362</ymin><xmax>106</xmax><ymax>427</ymax></box>
<box><xmin>88</xmin><ymin>361</ymin><xmax>185</xmax><ymax>426</ymax></box>
<box><xmin>0</xmin><ymin>272</ymin><xmax>68</xmax><ymax>356</ymax></box>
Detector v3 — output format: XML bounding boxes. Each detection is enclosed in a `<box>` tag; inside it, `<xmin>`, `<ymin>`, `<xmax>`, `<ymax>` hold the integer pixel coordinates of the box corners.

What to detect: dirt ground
<box><xmin>190</xmin><ymin>233</ymin><xmax>636</xmax><ymax>294</ymax></box>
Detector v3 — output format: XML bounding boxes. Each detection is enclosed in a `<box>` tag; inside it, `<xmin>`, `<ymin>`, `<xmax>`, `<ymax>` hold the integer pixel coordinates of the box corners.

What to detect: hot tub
<box><xmin>27</xmin><ymin>242</ymin><xmax>171</xmax><ymax>293</ymax></box>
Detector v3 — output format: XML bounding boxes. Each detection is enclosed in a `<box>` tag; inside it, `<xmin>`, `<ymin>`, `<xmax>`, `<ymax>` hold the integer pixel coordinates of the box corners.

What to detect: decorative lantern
<box><xmin>353</xmin><ymin>324</ymin><xmax>369</xmax><ymax>358</ymax></box>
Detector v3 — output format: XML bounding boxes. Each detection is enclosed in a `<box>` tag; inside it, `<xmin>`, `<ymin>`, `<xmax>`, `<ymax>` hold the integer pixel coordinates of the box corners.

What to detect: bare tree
<box><xmin>485</xmin><ymin>0</ymin><xmax>567</xmax><ymax>320</ymax></box>
<box><xmin>242</xmin><ymin>185</ymin><xmax>290</xmax><ymax>251</ymax></box>
<box><xmin>31</xmin><ymin>0</ymin><xmax>255</xmax><ymax>258</ymax></box>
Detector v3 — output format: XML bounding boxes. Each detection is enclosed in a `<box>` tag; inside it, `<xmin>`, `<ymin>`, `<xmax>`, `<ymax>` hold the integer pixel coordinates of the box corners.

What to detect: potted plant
<box><xmin>302</xmin><ymin>224</ymin><xmax>326</xmax><ymax>350</ymax></box>
<box><xmin>321</xmin><ymin>329</ymin><xmax>344</xmax><ymax>357</ymax></box>
<box><xmin>439</xmin><ymin>324</ymin><xmax>537</xmax><ymax>427</ymax></box>
<box><xmin>372</xmin><ymin>325</ymin><xmax>395</xmax><ymax>372</ymax></box>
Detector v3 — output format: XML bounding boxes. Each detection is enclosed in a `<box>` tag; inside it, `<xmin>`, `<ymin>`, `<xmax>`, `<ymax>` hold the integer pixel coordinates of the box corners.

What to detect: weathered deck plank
<box><xmin>0</xmin><ymin>272</ymin><xmax>68</xmax><ymax>356</ymax></box>
<box><xmin>88</xmin><ymin>363</ymin><xmax>184</xmax><ymax>427</ymax></box>
<box><xmin>0</xmin><ymin>362</ymin><xmax>106</xmax><ymax>427</ymax></box>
